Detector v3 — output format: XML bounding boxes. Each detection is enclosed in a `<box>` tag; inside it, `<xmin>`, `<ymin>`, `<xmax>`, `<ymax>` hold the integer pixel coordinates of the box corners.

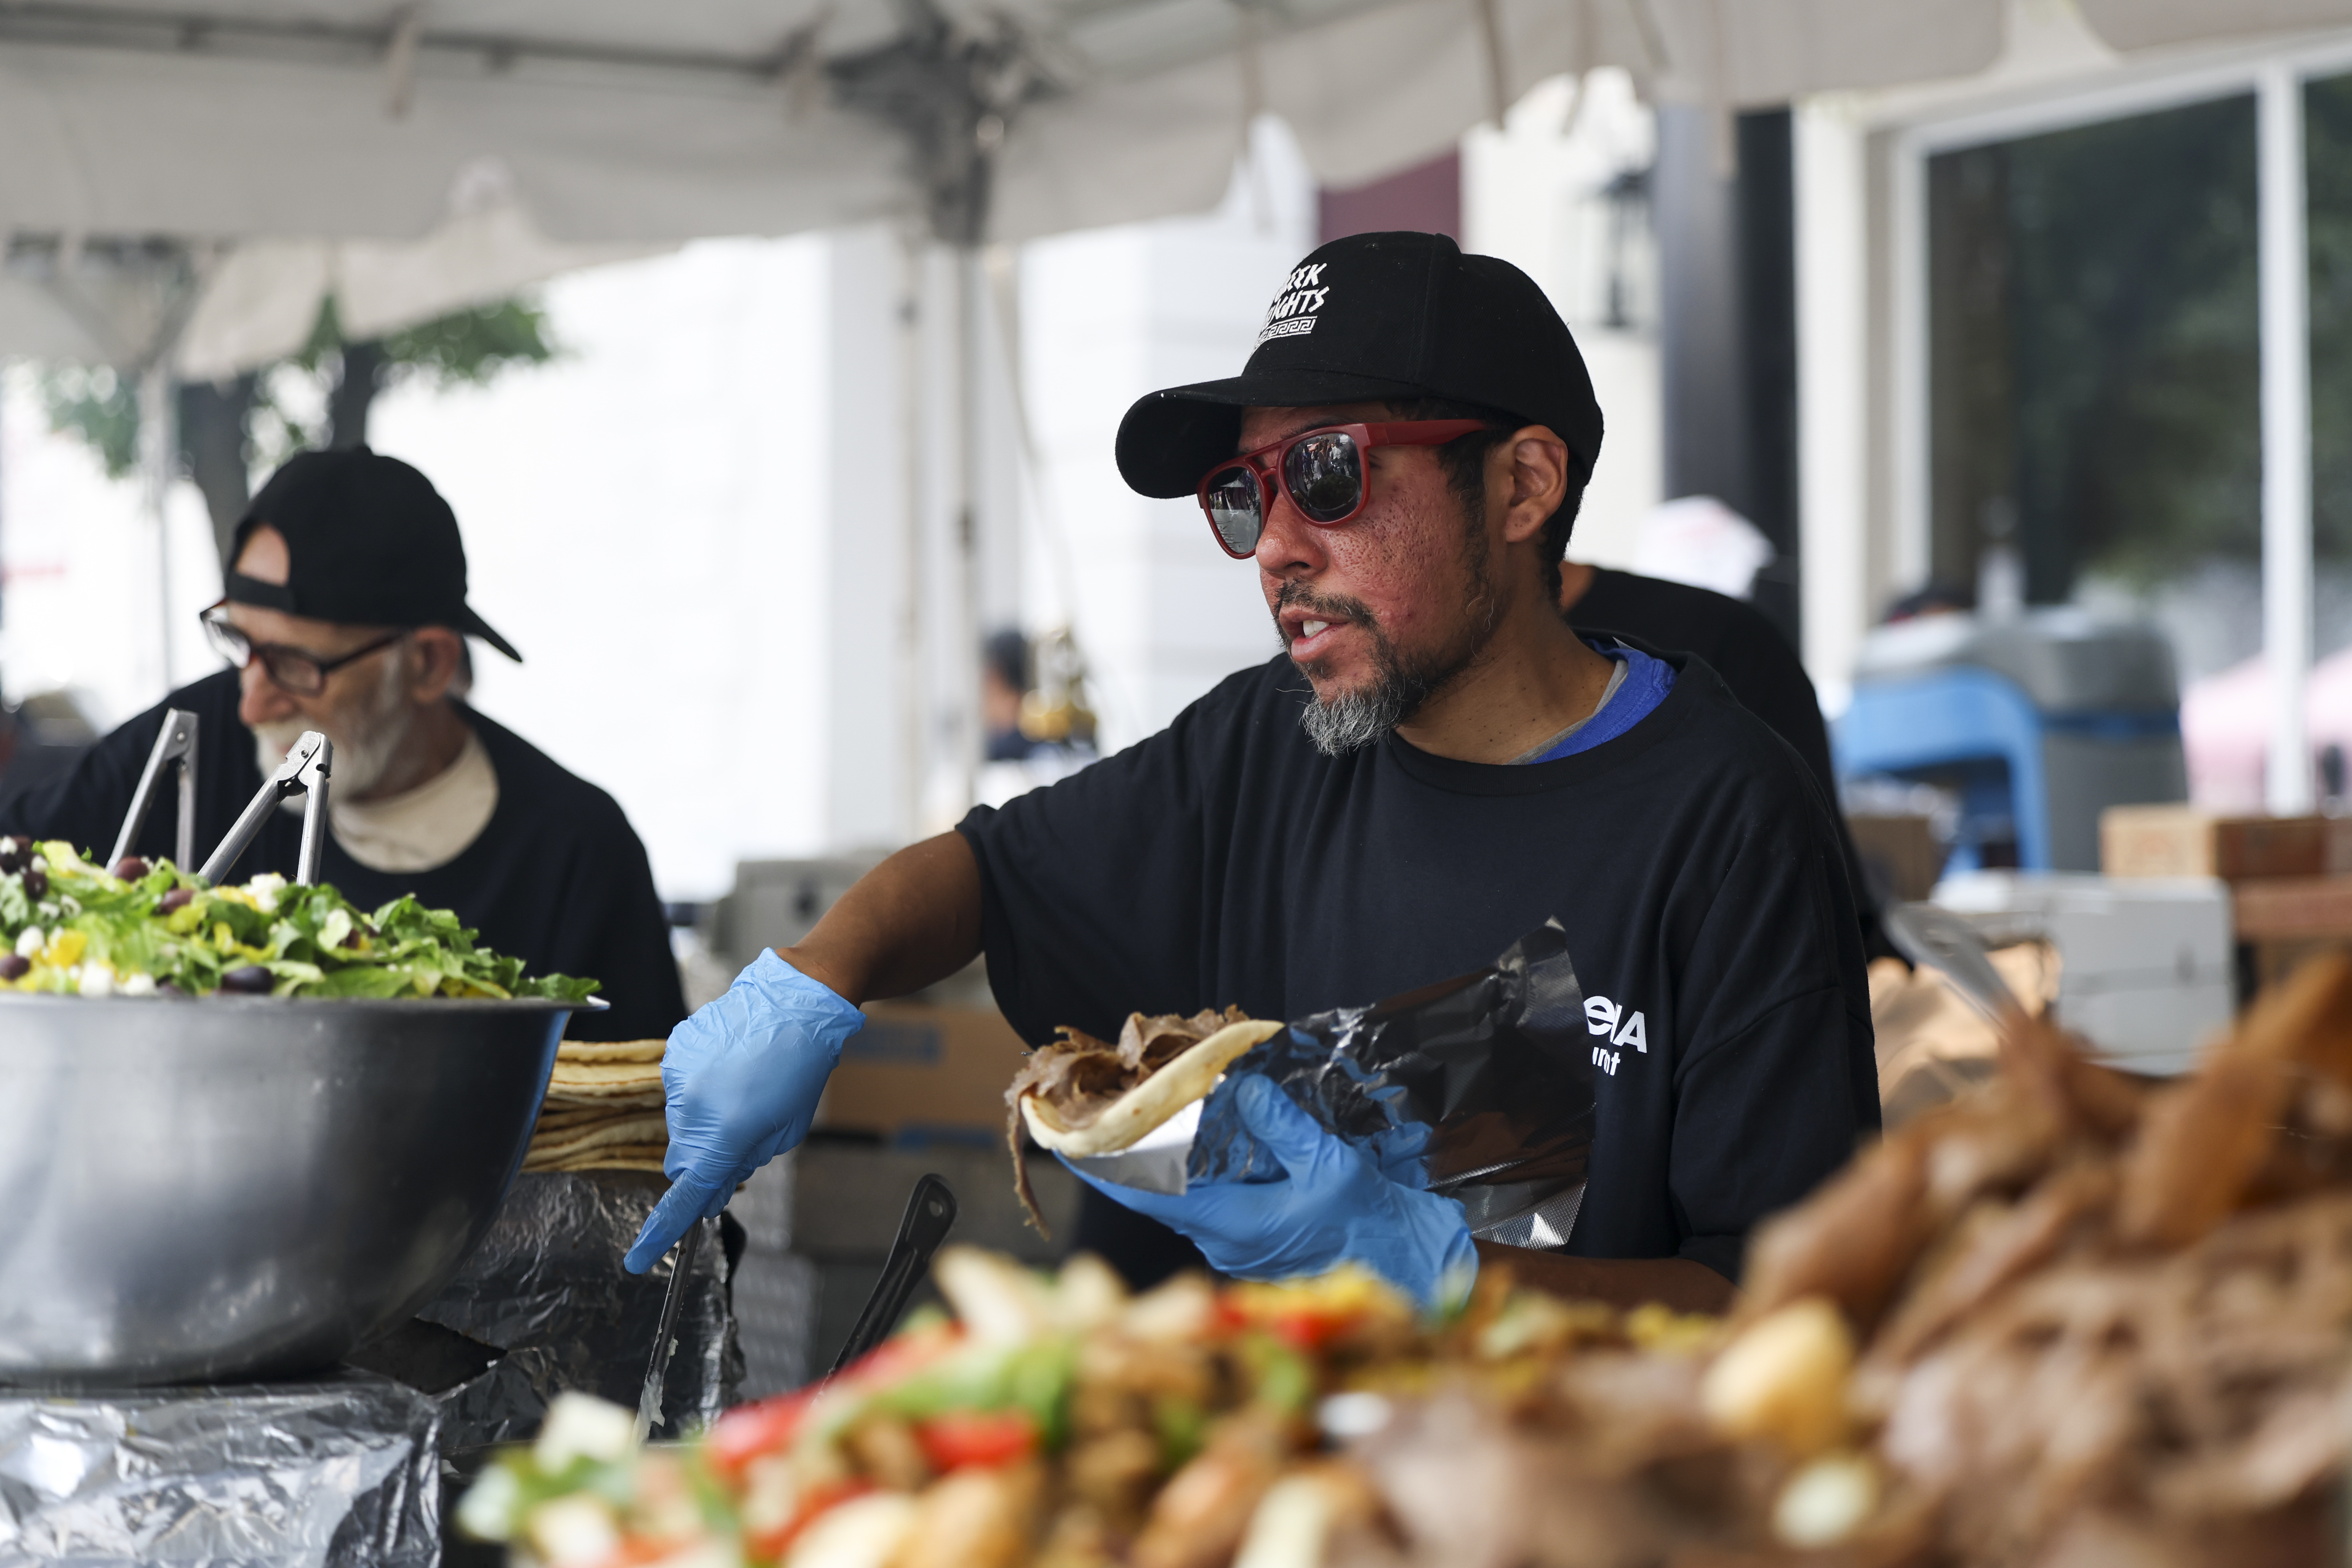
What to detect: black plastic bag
<box><xmin>1190</xmin><ymin>920</ymin><xmax>1596</xmax><ymax>1249</ymax></box>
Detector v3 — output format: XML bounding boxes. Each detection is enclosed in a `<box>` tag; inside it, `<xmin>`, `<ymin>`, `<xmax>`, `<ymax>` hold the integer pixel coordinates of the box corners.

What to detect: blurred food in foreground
<box><xmin>463</xmin><ymin>957</ymin><xmax>2352</xmax><ymax>1565</ymax></box>
<box><xmin>458</xmin><ymin>1249</ymin><xmax>1715</xmax><ymax>1568</ymax></box>
<box><xmin>1733</xmin><ymin>951</ymin><xmax>2352</xmax><ymax>1563</ymax></box>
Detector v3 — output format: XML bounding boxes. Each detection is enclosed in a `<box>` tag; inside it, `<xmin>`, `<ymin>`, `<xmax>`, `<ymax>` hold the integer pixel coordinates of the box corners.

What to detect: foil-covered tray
<box><xmin>0</xmin><ymin>1371</ymin><xmax>440</xmax><ymax>1566</ymax></box>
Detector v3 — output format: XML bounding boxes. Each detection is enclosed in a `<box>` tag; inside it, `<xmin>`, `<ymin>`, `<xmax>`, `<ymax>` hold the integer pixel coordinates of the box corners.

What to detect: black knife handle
<box><xmin>829</xmin><ymin>1173</ymin><xmax>958</xmax><ymax>1376</ymax></box>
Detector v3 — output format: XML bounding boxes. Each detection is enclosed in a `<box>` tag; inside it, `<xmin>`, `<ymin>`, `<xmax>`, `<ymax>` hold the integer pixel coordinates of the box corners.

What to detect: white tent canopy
<box><xmin>5</xmin><ymin>0</ymin><xmax>2344</xmax><ymax>370</ymax></box>
<box><xmin>0</xmin><ymin>0</ymin><xmax>2019</xmax><ymax>254</ymax></box>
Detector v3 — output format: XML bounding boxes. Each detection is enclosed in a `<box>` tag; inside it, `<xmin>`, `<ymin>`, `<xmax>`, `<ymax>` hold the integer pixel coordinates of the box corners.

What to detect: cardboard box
<box><xmin>2100</xmin><ymin>806</ymin><xmax>2352</xmax><ymax>881</ymax></box>
<box><xmin>1934</xmin><ymin>871</ymin><xmax>2234</xmax><ymax>1076</ymax></box>
<box><xmin>1846</xmin><ymin>813</ymin><xmax>1945</xmax><ymax>903</ymax></box>
<box><xmin>2226</xmin><ymin>876</ymin><xmax>2352</xmax><ymax>993</ymax></box>
<box><xmin>813</xmin><ymin>1002</ymin><xmax>1033</xmax><ymax>1144</ymax></box>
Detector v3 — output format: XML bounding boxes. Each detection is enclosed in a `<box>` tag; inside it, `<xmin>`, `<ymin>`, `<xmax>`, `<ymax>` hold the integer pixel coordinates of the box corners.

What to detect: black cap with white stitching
<box><xmin>1114</xmin><ymin>231</ymin><xmax>1604</xmax><ymax>500</ymax></box>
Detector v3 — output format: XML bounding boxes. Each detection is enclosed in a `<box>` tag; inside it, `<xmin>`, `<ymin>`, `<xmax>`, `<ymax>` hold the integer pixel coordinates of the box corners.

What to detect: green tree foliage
<box><xmin>1929</xmin><ymin>96</ymin><xmax>2262</xmax><ymax>601</ymax></box>
<box><xmin>36</xmin><ymin>293</ymin><xmax>559</xmax><ymax>554</ymax></box>
<box><xmin>1928</xmin><ymin>76</ymin><xmax>2352</xmax><ymax>601</ymax></box>
<box><xmin>383</xmin><ymin>299</ymin><xmax>563</xmax><ymax>389</ymax></box>
<box><xmin>38</xmin><ymin>365</ymin><xmax>141</xmax><ymax>479</ymax></box>
<box><xmin>2004</xmin><ymin>96</ymin><xmax>2261</xmax><ymax>591</ymax></box>
<box><xmin>2302</xmin><ymin>74</ymin><xmax>2352</xmax><ymax>569</ymax></box>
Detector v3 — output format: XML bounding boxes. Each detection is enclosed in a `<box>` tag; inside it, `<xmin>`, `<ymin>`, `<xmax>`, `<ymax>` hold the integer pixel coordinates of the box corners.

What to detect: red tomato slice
<box><xmin>708</xmin><ymin>1389</ymin><xmax>820</xmax><ymax>1476</ymax></box>
<box><xmin>709</xmin><ymin>1325</ymin><xmax>962</xmax><ymax>1477</ymax></box>
<box><xmin>1266</xmin><ymin>1306</ymin><xmax>1353</xmax><ymax>1352</ymax></box>
<box><xmin>840</xmin><ymin>1321</ymin><xmax>963</xmax><ymax>1391</ymax></box>
<box><xmin>914</xmin><ymin>1408</ymin><xmax>1040</xmax><ymax>1471</ymax></box>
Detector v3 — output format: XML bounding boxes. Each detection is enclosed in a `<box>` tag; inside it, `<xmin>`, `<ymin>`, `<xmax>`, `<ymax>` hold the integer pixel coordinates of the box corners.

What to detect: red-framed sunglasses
<box><xmin>1196</xmin><ymin>419</ymin><xmax>1489</xmax><ymax>559</ymax></box>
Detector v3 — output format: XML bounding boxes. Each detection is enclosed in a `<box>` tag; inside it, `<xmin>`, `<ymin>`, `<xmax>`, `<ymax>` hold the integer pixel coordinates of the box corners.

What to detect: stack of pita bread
<box><xmin>523</xmin><ymin>1040</ymin><xmax>669</xmax><ymax>1174</ymax></box>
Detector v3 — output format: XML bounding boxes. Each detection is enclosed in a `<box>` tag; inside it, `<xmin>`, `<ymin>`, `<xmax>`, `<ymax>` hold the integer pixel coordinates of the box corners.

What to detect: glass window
<box><xmin>1926</xmin><ymin>95</ymin><xmax>2261</xmax><ymax>677</ymax></box>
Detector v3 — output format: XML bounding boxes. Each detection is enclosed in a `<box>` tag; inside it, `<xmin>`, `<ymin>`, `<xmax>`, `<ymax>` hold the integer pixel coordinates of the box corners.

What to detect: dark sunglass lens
<box><xmin>1282</xmin><ymin>433</ymin><xmax>1363</xmax><ymax>524</ymax></box>
<box><xmin>1204</xmin><ymin>466</ymin><xmax>1263</xmax><ymax>554</ymax></box>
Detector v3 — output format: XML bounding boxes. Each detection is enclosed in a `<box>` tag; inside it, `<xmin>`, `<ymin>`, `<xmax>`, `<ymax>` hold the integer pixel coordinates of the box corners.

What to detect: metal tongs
<box><xmin>1881</xmin><ymin>902</ymin><xmax>2024</xmax><ymax>1022</ymax></box>
<box><xmin>197</xmin><ymin>730</ymin><xmax>334</xmax><ymax>886</ymax></box>
<box><xmin>107</xmin><ymin>708</ymin><xmax>200</xmax><ymax>871</ymax></box>
<box><xmin>628</xmin><ymin>1174</ymin><xmax>958</xmax><ymax>1444</ymax></box>
<box><xmin>634</xmin><ymin>1222</ymin><xmax>704</xmax><ymax>1446</ymax></box>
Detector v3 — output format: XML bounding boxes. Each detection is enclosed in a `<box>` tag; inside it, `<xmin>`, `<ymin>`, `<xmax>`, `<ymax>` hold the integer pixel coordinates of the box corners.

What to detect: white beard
<box><xmin>251</xmin><ymin>647</ymin><xmax>418</xmax><ymax>801</ymax></box>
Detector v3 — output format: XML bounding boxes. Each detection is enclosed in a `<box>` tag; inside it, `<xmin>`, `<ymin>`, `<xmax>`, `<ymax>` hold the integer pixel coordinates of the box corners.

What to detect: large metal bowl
<box><xmin>0</xmin><ymin>992</ymin><xmax>595</xmax><ymax>1387</ymax></box>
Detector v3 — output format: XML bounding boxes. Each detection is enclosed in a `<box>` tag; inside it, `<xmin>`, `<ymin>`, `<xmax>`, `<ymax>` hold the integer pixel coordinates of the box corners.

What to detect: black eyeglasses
<box><xmin>200</xmin><ymin>601</ymin><xmax>405</xmax><ymax>696</ymax></box>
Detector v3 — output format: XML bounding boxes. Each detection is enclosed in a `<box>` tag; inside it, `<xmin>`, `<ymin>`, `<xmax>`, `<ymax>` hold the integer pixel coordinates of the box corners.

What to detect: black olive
<box><xmin>219</xmin><ymin>965</ymin><xmax>274</xmax><ymax>994</ymax></box>
<box><xmin>0</xmin><ymin>838</ymin><xmax>24</xmax><ymax>873</ymax></box>
<box><xmin>157</xmin><ymin>888</ymin><xmax>194</xmax><ymax>916</ymax></box>
<box><xmin>22</xmin><ymin>866</ymin><xmax>48</xmax><ymax>900</ymax></box>
<box><xmin>112</xmin><ymin>857</ymin><xmax>149</xmax><ymax>881</ymax></box>
<box><xmin>0</xmin><ymin>953</ymin><xmax>26</xmax><ymax>981</ymax></box>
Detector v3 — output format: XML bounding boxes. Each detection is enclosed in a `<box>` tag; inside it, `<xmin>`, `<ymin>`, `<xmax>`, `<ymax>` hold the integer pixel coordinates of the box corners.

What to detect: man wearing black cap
<box><xmin>623</xmin><ymin>233</ymin><xmax>1874</xmax><ymax>1310</ymax></box>
<box><xmin>0</xmin><ymin>448</ymin><xmax>685</xmax><ymax>1042</ymax></box>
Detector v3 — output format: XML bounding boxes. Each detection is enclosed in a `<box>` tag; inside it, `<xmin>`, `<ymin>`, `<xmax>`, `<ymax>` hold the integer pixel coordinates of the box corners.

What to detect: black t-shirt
<box><xmin>0</xmin><ymin>668</ymin><xmax>685</xmax><ymax>1041</ymax></box>
<box><xmin>957</xmin><ymin>646</ymin><xmax>1878</xmax><ymax>1284</ymax></box>
<box><xmin>1569</xmin><ymin>567</ymin><xmax>1885</xmax><ymax>951</ymax></box>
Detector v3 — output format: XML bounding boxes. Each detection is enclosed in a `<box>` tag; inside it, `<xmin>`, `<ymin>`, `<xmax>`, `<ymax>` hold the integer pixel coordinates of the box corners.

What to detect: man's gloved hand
<box><xmin>1060</xmin><ymin>1074</ymin><xmax>1477</xmax><ymax>1311</ymax></box>
<box><xmin>623</xmin><ymin>950</ymin><xmax>864</xmax><ymax>1274</ymax></box>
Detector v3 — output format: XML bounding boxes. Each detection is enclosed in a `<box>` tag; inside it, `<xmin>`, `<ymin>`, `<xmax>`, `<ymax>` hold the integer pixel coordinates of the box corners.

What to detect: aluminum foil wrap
<box><xmin>0</xmin><ymin>1371</ymin><xmax>439</xmax><ymax>1566</ymax></box>
<box><xmin>1192</xmin><ymin>921</ymin><xmax>1596</xmax><ymax>1248</ymax></box>
<box><xmin>415</xmin><ymin>1171</ymin><xmax>739</xmax><ymax>1451</ymax></box>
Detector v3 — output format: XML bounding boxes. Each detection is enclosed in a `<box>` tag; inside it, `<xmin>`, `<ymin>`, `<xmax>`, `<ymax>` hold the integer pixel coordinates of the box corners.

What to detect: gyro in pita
<box><xmin>1004</xmin><ymin>1007</ymin><xmax>1282</xmax><ymax>1235</ymax></box>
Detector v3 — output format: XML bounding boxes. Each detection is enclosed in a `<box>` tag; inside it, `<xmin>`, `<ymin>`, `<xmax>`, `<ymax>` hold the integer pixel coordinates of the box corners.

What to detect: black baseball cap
<box><xmin>1116</xmin><ymin>231</ymin><xmax>1604</xmax><ymax>500</ymax></box>
<box><xmin>226</xmin><ymin>447</ymin><xmax>521</xmax><ymax>662</ymax></box>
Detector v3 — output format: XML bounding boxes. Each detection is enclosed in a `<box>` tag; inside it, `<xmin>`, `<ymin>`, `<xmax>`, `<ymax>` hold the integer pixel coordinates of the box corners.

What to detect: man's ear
<box><xmin>408</xmin><ymin>627</ymin><xmax>467</xmax><ymax>703</ymax></box>
<box><xmin>1499</xmin><ymin>425</ymin><xmax>1571</xmax><ymax>546</ymax></box>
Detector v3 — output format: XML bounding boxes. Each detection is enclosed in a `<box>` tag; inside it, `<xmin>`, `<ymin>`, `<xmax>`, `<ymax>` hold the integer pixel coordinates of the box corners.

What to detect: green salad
<box><xmin>0</xmin><ymin>836</ymin><xmax>599</xmax><ymax>1001</ymax></box>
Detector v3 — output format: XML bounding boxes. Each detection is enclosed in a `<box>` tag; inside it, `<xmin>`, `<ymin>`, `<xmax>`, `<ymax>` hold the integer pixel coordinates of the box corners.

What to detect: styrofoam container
<box><xmin>1931</xmin><ymin>871</ymin><xmax>2233</xmax><ymax>1076</ymax></box>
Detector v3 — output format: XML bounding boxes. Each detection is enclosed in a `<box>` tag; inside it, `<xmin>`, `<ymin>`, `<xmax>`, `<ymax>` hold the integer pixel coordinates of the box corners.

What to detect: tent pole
<box><xmin>138</xmin><ymin>362</ymin><xmax>176</xmax><ymax>697</ymax></box>
<box><xmin>2259</xmin><ymin>61</ymin><xmax>2314</xmax><ymax>816</ymax></box>
<box><xmin>900</xmin><ymin>228</ymin><xmax>928</xmax><ymax>841</ymax></box>
<box><xmin>956</xmin><ymin>243</ymin><xmax>983</xmax><ymax>817</ymax></box>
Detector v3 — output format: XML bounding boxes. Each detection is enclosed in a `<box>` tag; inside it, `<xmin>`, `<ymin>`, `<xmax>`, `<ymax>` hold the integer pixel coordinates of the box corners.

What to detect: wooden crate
<box><xmin>2232</xmin><ymin>876</ymin><xmax>2352</xmax><ymax>991</ymax></box>
<box><xmin>2101</xmin><ymin>806</ymin><xmax>2352</xmax><ymax>881</ymax></box>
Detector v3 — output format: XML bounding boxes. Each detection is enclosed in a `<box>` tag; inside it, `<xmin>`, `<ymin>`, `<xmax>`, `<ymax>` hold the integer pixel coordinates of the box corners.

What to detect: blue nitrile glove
<box><xmin>1060</xmin><ymin>1075</ymin><xmax>1477</xmax><ymax>1311</ymax></box>
<box><xmin>623</xmin><ymin>950</ymin><xmax>864</xmax><ymax>1273</ymax></box>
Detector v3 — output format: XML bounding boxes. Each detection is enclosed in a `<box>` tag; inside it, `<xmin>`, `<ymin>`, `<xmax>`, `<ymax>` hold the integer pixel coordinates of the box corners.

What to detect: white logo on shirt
<box><xmin>1585</xmin><ymin>993</ymin><xmax>1647</xmax><ymax>1076</ymax></box>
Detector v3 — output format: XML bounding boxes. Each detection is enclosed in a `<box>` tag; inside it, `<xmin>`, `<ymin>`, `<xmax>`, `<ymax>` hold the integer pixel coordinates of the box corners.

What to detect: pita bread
<box><xmin>542</xmin><ymin>1093</ymin><xmax>665</xmax><ymax>1114</ymax></box>
<box><xmin>1018</xmin><ymin>1018</ymin><xmax>1281</xmax><ymax>1157</ymax></box>
<box><xmin>543</xmin><ymin>1062</ymin><xmax>665</xmax><ymax>1105</ymax></box>
<box><xmin>525</xmin><ymin>1142</ymin><xmax>669</xmax><ymax>1173</ymax></box>
<box><xmin>557</xmin><ymin>1039</ymin><xmax>666</xmax><ymax>1064</ymax></box>
<box><xmin>548</xmin><ymin>1060</ymin><xmax>664</xmax><ymax>1088</ymax></box>
<box><xmin>528</xmin><ymin>1114</ymin><xmax>670</xmax><ymax>1161</ymax></box>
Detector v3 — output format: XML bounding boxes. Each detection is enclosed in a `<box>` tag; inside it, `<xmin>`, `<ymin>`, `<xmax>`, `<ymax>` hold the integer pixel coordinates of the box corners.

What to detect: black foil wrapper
<box><xmin>414</xmin><ymin>1171</ymin><xmax>739</xmax><ymax>1454</ymax></box>
<box><xmin>1191</xmin><ymin>921</ymin><xmax>1596</xmax><ymax>1249</ymax></box>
